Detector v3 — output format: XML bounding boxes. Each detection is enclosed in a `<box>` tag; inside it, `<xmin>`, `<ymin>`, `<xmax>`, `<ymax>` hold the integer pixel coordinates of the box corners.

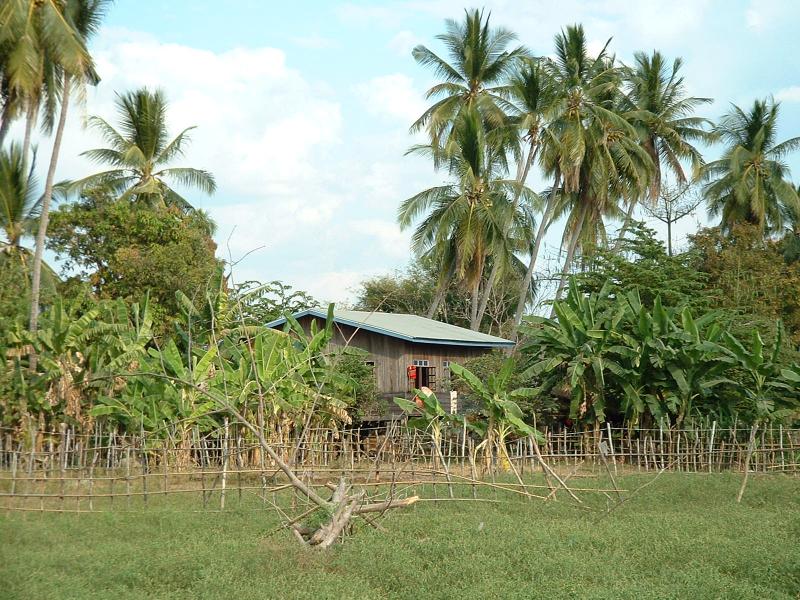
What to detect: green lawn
<box><xmin>1</xmin><ymin>473</ymin><xmax>799</xmax><ymax>599</ymax></box>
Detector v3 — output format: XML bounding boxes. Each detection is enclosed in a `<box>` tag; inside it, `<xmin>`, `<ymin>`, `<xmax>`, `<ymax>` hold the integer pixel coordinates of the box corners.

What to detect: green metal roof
<box><xmin>267</xmin><ymin>308</ymin><xmax>515</xmax><ymax>348</ymax></box>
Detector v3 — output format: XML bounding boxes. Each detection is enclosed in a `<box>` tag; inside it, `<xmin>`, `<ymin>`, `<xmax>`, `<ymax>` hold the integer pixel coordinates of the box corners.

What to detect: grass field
<box><xmin>1</xmin><ymin>473</ymin><xmax>799</xmax><ymax>599</ymax></box>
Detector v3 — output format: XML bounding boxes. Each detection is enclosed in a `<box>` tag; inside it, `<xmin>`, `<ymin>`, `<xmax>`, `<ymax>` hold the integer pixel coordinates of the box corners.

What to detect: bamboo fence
<box><xmin>1</xmin><ymin>421</ymin><xmax>797</xmax><ymax>513</ymax></box>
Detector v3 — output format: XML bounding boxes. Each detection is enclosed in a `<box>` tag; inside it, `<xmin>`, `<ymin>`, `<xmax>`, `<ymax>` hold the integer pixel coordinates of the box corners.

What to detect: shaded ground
<box><xmin>1</xmin><ymin>473</ymin><xmax>799</xmax><ymax>599</ymax></box>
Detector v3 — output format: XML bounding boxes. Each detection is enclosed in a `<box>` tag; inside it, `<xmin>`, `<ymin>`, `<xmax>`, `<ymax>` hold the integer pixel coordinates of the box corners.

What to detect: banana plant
<box><xmin>394</xmin><ymin>387</ymin><xmax>457</xmax><ymax>440</ymax></box>
<box><xmin>450</xmin><ymin>359</ymin><xmax>541</xmax><ymax>475</ymax></box>
<box><xmin>522</xmin><ymin>280</ymin><xmax>626</xmax><ymax>425</ymax></box>
<box><xmin>617</xmin><ymin>294</ymin><xmax>733</xmax><ymax>426</ymax></box>
<box><xmin>92</xmin><ymin>338</ymin><xmax>220</xmax><ymax>443</ymax></box>
<box><xmin>22</xmin><ymin>297</ymin><xmax>105</xmax><ymax>425</ymax></box>
<box><xmin>723</xmin><ymin>325</ymin><xmax>800</xmax><ymax>422</ymax></box>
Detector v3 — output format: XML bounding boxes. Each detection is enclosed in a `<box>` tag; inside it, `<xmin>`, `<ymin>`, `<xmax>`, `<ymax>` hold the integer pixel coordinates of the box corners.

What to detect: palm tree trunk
<box><xmin>30</xmin><ymin>75</ymin><xmax>71</xmax><ymax>336</ymax></box>
<box><xmin>469</xmin><ymin>279</ymin><xmax>481</xmax><ymax>330</ymax></box>
<box><xmin>426</xmin><ymin>281</ymin><xmax>447</xmax><ymax>320</ymax></box>
<box><xmin>511</xmin><ymin>173</ymin><xmax>560</xmax><ymax>337</ymax></box>
<box><xmin>0</xmin><ymin>100</ymin><xmax>13</xmax><ymax>147</ymax></box>
<box><xmin>22</xmin><ymin>102</ymin><xmax>37</xmax><ymax>165</ymax></box>
<box><xmin>426</xmin><ymin>265</ymin><xmax>453</xmax><ymax>320</ymax></box>
<box><xmin>550</xmin><ymin>205</ymin><xmax>585</xmax><ymax>318</ymax></box>
<box><xmin>612</xmin><ymin>198</ymin><xmax>638</xmax><ymax>252</ymax></box>
<box><xmin>474</xmin><ymin>143</ymin><xmax>539</xmax><ymax>330</ymax></box>
<box><xmin>475</xmin><ymin>260</ymin><xmax>500</xmax><ymax>329</ymax></box>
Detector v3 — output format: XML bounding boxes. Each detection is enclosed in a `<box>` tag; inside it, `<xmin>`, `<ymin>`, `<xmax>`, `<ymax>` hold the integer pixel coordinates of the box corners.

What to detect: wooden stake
<box><xmin>737</xmin><ymin>423</ymin><xmax>758</xmax><ymax>503</ymax></box>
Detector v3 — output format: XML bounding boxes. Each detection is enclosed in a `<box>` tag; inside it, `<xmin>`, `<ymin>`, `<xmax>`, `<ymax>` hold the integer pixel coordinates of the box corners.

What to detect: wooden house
<box><xmin>267</xmin><ymin>308</ymin><xmax>514</xmax><ymax>419</ymax></box>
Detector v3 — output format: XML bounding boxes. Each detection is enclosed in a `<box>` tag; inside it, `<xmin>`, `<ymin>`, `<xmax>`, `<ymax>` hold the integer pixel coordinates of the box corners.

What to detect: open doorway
<box><xmin>410</xmin><ymin>359</ymin><xmax>437</xmax><ymax>391</ymax></box>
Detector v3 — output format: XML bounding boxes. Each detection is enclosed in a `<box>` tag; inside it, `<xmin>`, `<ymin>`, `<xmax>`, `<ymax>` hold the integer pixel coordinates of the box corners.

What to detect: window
<box><xmin>442</xmin><ymin>361</ymin><xmax>451</xmax><ymax>390</ymax></box>
<box><xmin>412</xmin><ymin>359</ymin><xmax>430</xmax><ymax>367</ymax></box>
<box><xmin>364</xmin><ymin>360</ymin><xmax>375</xmax><ymax>367</ymax></box>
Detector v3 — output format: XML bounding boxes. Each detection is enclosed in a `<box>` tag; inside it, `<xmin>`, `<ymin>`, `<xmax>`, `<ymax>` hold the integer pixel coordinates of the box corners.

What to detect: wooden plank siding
<box><xmin>293</xmin><ymin>315</ymin><xmax>491</xmax><ymax>417</ymax></box>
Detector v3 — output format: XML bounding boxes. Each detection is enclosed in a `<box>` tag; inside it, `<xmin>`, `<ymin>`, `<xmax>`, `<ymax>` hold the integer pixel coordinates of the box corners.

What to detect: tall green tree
<box><xmin>0</xmin><ymin>0</ymin><xmax>89</xmax><ymax>149</ymax></box>
<box><xmin>616</xmin><ymin>50</ymin><xmax>712</xmax><ymax>241</ymax></box>
<box><xmin>69</xmin><ymin>88</ymin><xmax>217</xmax><ymax>211</ymax></box>
<box><xmin>508</xmin><ymin>59</ymin><xmax>559</xmax><ymax>333</ymax></box>
<box><xmin>0</xmin><ymin>142</ymin><xmax>57</xmax><ymax>324</ymax></box>
<box><xmin>27</xmin><ymin>0</ymin><xmax>109</xmax><ymax>338</ymax></box>
<box><xmin>47</xmin><ymin>191</ymin><xmax>220</xmax><ymax>329</ymax></box>
<box><xmin>541</xmin><ymin>25</ymin><xmax>653</xmax><ymax>312</ymax></box>
<box><xmin>0</xmin><ymin>142</ymin><xmax>39</xmax><ymax>250</ymax></box>
<box><xmin>410</xmin><ymin>8</ymin><xmax>526</xmax><ymax>324</ymax></box>
<box><xmin>399</xmin><ymin>110</ymin><xmax>531</xmax><ymax>330</ymax></box>
<box><xmin>410</xmin><ymin>8</ymin><xmax>526</xmax><ymax>153</ymax></box>
<box><xmin>703</xmin><ymin>99</ymin><xmax>800</xmax><ymax>233</ymax></box>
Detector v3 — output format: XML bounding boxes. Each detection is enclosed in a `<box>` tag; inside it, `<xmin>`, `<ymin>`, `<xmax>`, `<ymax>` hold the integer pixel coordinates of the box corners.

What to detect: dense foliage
<box><xmin>47</xmin><ymin>192</ymin><xmax>220</xmax><ymax>327</ymax></box>
<box><xmin>522</xmin><ymin>280</ymin><xmax>800</xmax><ymax>428</ymax></box>
<box><xmin>0</xmin><ymin>4</ymin><xmax>799</xmax><ymax>438</ymax></box>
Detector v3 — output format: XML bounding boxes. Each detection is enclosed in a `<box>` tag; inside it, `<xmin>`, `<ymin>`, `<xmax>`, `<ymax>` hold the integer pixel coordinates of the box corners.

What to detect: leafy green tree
<box><xmin>46</xmin><ymin>191</ymin><xmax>220</xmax><ymax>327</ymax></box>
<box><xmin>576</xmin><ymin>223</ymin><xmax>707</xmax><ymax>310</ymax></box>
<box><xmin>689</xmin><ymin>224</ymin><xmax>800</xmax><ymax>346</ymax></box>
<box><xmin>354</xmin><ymin>261</ymin><xmax>440</xmax><ymax>318</ymax></box>
<box><xmin>354</xmin><ymin>256</ymin><xmax>532</xmax><ymax>336</ymax></box>
<box><xmin>69</xmin><ymin>87</ymin><xmax>216</xmax><ymax>212</ymax></box>
<box><xmin>231</xmin><ymin>280</ymin><xmax>316</xmax><ymax>326</ymax></box>
<box><xmin>703</xmin><ymin>99</ymin><xmax>800</xmax><ymax>234</ymax></box>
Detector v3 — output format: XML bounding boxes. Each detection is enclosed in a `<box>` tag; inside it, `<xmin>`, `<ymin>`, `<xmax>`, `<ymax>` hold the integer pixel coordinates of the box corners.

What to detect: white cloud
<box><xmin>745</xmin><ymin>8</ymin><xmax>764</xmax><ymax>30</ymax></box>
<box><xmin>294</xmin><ymin>269</ymin><xmax>380</xmax><ymax>304</ymax></box>
<box><xmin>776</xmin><ymin>86</ymin><xmax>800</xmax><ymax>102</ymax></box>
<box><xmin>744</xmin><ymin>0</ymin><xmax>793</xmax><ymax>32</ymax></box>
<box><xmin>291</xmin><ymin>34</ymin><xmax>337</xmax><ymax>49</ymax></box>
<box><xmin>37</xmin><ymin>27</ymin><xmax>349</xmax><ymax>258</ymax></box>
<box><xmin>335</xmin><ymin>4</ymin><xmax>404</xmax><ymax>27</ymax></box>
<box><xmin>354</xmin><ymin>73</ymin><xmax>425</xmax><ymax>124</ymax></box>
<box><xmin>349</xmin><ymin>219</ymin><xmax>410</xmax><ymax>259</ymax></box>
<box><xmin>388</xmin><ymin>30</ymin><xmax>422</xmax><ymax>57</ymax></box>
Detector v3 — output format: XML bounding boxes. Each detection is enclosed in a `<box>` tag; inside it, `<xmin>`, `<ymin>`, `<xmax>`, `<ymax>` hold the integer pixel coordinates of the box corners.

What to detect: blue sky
<box><xmin>25</xmin><ymin>0</ymin><xmax>800</xmax><ymax>304</ymax></box>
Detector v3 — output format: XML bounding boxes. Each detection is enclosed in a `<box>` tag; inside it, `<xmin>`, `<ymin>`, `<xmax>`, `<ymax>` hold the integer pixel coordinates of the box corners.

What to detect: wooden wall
<box><xmin>293</xmin><ymin>316</ymin><xmax>490</xmax><ymax>399</ymax></box>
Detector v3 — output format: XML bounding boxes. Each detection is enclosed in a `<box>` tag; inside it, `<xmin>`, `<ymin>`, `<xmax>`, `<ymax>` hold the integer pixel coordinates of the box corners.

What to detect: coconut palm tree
<box><xmin>69</xmin><ymin>88</ymin><xmax>217</xmax><ymax>212</ymax></box>
<box><xmin>0</xmin><ymin>143</ymin><xmax>39</xmax><ymax>250</ymax></box>
<box><xmin>540</xmin><ymin>26</ymin><xmax>653</xmax><ymax>313</ymax></box>
<box><xmin>704</xmin><ymin>98</ymin><xmax>800</xmax><ymax>233</ymax></box>
<box><xmin>0</xmin><ymin>142</ymin><xmax>58</xmax><ymax>301</ymax></box>
<box><xmin>474</xmin><ymin>58</ymin><xmax>560</xmax><ymax>330</ymax></box>
<box><xmin>410</xmin><ymin>8</ymin><xmax>527</xmax><ymax>155</ymax></box>
<box><xmin>615</xmin><ymin>51</ymin><xmax>712</xmax><ymax>241</ymax></box>
<box><xmin>518</xmin><ymin>25</ymin><xmax>652</xmax><ymax>317</ymax></box>
<box><xmin>399</xmin><ymin>110</ymin><xmax>531</xmax><ymax>329</ymax></box>
<box><xmin>0</xmin><ymin>0</ymin><xmax>89</xmax><ymax>148</ymax></box>
<box><xmin>26</xmin><ymin>0</ymin><xmax>108</xmax><ymax>337</ymax></box>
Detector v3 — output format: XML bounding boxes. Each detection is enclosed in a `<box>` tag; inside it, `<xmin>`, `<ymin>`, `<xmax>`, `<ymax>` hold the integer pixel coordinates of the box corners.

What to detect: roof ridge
<box><xmin>267</xmin><ymin>307</ymin><xmax>514</xmax><ymax>347</ymax></box>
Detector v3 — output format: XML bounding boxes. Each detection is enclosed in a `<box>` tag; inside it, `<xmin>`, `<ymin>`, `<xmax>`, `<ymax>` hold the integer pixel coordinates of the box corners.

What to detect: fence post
<box><xmin>221</xmin><ymin>418</ymin><xmax>229</xmax><ymax>511</ymax></box>
<box><xmin>708</xmin><ymin>421</ymin><xmax>716</xmax><ymax>473</ymax></box>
